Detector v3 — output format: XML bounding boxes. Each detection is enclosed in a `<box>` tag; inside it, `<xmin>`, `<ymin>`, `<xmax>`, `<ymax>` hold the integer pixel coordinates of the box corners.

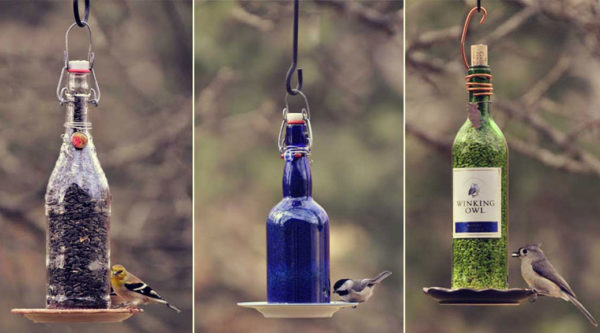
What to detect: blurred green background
<box><xmin>0</xmin><ymin>1</ymin><xmax>192</xmax><ymax>332</ymax></box>
<box><xmin>407</xmin><ymin>0</ymin><xmax>600</xmax><ymax>332</ymax></box>
<box><xmin>195</xmin><ymin>1</ymin><xmax>402</xmax><ymax>332</ymax></box>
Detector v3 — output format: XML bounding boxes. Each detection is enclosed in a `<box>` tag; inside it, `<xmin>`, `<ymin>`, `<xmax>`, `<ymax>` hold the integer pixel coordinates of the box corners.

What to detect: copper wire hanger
<box><xmin>460</xmin><ymin>5</ymin><xmax>488</xmax><ymax>70</ymax></box>
<box><xmin>461</xmin><ymin>3</ymin><xmax>493</xmax><ymax>97</ymax></box>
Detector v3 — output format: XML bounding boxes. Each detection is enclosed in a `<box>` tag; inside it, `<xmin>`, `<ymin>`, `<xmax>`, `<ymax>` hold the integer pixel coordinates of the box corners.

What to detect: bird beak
<box><xmin>511</xmin><ymin>251</ymin><xmax>520</xmax><ymax>257</ymax></box>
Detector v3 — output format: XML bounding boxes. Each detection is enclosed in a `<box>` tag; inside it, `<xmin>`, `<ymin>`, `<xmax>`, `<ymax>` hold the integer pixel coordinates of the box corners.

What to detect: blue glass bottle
<box><xmin>266</xmin><ymin>114</ymin><xmax>330</xmax><ymax>303</ymax></box>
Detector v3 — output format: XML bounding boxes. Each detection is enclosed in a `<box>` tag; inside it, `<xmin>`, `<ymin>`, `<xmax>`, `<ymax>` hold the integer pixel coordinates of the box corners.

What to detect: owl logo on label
<box><xmin>468</xmin><ymin>183</ymin><xmax>480</xmax><ymax>197</ymax></box>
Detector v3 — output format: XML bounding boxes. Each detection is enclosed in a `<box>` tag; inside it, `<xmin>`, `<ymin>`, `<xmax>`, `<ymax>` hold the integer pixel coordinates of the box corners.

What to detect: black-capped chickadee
<box><xmin>513</xmin><ymin>244</ymin><xmax>597</xmax><ymax>327</ymax></box>
<box><xmin>333</xmin><ymin>271</ymin><xmax>392</xmax><ymax>303</ymax></box>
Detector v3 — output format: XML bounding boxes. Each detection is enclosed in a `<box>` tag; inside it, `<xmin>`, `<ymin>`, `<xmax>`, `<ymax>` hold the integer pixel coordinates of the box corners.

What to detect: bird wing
<box><xmin>532</xmin><ymin>259</ymin><xmax>576</xmax><ymax>297</ymax></box>
<box><xmin>124</xmin><ymin>282</ymin><xmax>166</xmax><ymax>302</ymax></box>
<box><xmin>366</xmin><ymin>271</ymin><xmax>392</xmax><ymax>287</ymax></box>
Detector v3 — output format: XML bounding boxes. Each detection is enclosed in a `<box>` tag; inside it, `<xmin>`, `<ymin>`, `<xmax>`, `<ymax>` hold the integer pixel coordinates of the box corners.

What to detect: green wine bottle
<box><xmin>451</xmin><ymin>44</ymin><xmax>508</xmax><ymax>290</ymax></box>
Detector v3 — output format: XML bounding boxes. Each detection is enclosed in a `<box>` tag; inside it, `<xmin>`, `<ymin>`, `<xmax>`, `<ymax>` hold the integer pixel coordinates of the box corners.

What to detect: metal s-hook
<box><xmin>73</xmin><ymin>0</ymin><xmax>90</xmax><ymax>28</ymax></box>
<box><xmin>461</xmin><ymin>6</ymin><xmax>488</xmax><ymax>70</ymax></box>
<box><xmin>285</xmin><ymin>0</ymin><xmax>303</xmax><ymax>96</ymax></box>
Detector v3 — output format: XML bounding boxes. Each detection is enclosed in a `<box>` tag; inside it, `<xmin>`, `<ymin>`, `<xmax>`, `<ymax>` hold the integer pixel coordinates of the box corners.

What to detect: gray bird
<box><xmin>333</xmin><ymin>271</ymin><xmax>392</xmax><ymax>303</ymax></box>
<box><xmin>512</xmin><ymin>244</ymin><xmax>598</xmax><ymax>327</ymax></box>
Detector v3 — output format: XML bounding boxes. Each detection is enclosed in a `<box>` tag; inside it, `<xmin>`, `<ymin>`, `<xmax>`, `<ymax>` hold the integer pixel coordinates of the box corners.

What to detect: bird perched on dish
<box><xmin>110</xmin><ymin>264</ymin><xmax>181</xmax><ymax>313</ymax></box>
<box><xmin>333</xmin><ymin>271</ymin><xmax>392</xmax><ymax>303</ymax></box>
<box><xmin>513</xmin><ymin>244</ymin><xmax>597</xmax><ymax>327</ymax></box>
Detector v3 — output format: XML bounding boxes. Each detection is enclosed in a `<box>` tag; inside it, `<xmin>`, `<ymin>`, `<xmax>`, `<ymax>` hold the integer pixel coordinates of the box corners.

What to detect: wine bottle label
<box><xmin>453</xmin><ymin>167</ymin><xmax>501</xmax><ymax>238</ymax></box>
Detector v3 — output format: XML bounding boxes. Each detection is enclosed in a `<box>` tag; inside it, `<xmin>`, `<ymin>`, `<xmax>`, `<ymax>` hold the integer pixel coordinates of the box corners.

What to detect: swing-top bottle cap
<box><xmin>68</xmin><ymin>60</ymin><xmax>91</xmax><ymax>74</ymax></box>
<box><xmin>471</xmin><ymin>44</ymin><xmax>488</xmax><ymax>66</ymax></box>
<box><xmin>286</xmin><ymin>113</ymin><xmax>305</xmax><ymax>124</ymax></box>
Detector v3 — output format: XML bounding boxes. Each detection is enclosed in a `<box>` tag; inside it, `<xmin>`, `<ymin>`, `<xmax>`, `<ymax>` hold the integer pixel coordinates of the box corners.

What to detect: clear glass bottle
<box><xmin>452</xmin><ymin>45</ymin><xmax>508</xmax><ymax>289</ymax></box>
<box><xmin>46</xmin><ymin>60</ymin><xmax>111</xmax><ymax>309</ymax></box>
<box><xmin>266</xmin><ymin>113</ymin><xmax>330</xmax><ymax>303</ymax></box>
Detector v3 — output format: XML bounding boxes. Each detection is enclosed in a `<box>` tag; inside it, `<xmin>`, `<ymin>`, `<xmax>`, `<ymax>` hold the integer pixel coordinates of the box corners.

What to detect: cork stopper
<box><xmin>470</xmin><ymin>44</ymin><xmax>488</xmax><ymax>66</ymax></box>
<box><xmin>286</xmin><ymin>113</ymin><xmax>305</xmax><ymax>124</ymax></box>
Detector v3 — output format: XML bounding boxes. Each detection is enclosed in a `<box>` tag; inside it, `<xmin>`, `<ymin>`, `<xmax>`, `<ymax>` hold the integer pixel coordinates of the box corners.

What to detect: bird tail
<box><xmin>370</xmin><ymin>271</ymin><xmax>392</xmax><ymax>284</ymax></box>
<box><xmin>566</xmin><ymin>293</ymin><xmax>598</xmax><ymax>327</ymax></box>
<box><xmin>166</xmin><ymin>303</ymin><xmax>181</xmax><ymax>313</ymax></box>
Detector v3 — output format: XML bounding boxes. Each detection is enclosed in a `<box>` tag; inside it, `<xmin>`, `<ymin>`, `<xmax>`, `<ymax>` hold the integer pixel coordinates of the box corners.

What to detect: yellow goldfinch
<box><xmin>110</xmin><ymin>264</ymin><xmax>181</xmax><ymax>313</ymax></box>
<box><xmin>110</xmin><ymin>286</ymin><xmax>127</xmax><ymax>308</ymax></box>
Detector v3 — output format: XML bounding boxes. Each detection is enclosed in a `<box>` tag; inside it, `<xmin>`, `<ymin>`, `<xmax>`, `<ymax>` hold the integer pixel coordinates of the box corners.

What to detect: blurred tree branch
<box><xmin>313</xmin><ymin>0</ymin><xmax>400</xmax><ymax>36</ymax></box>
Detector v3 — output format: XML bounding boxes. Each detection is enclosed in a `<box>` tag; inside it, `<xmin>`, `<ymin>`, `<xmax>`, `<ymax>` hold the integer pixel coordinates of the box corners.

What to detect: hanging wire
<box><xmin>285</xmin><ymin>0</ymin><xmax>303</xmax><ymax>96</ymax></box>
<box><xmin>461</xmin><ymin>6</ymin><xmax>488</xmax><ymax>70</ymax></box>
<box><xmin>462</xmin><ymin>4</ymin><xmax>493</xmax><ymax>97</ymax></box>
<box><xmin>73</xmin><ymin>0</ymin><xmax>90</xmax><ymax>28</ymax></box>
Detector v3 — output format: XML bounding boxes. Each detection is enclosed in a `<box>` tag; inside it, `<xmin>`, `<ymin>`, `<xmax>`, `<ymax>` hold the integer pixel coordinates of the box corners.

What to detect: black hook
<box><xmin>285</xmin><ymin>0</ymin><xmax>303</xmax><ymax>96</ymax></box>
<box><xmin>477</xmin><ymin>0</ymin><xmax>481</xmax><ymax>12</ymax></box>
<box><xmin>73</xmin><ymin>0</ymin><xmax>90</xmax><ymax>28</ymax></box>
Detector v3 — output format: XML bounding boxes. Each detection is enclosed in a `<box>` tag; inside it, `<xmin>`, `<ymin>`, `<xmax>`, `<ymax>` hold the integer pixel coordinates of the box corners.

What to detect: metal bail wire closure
<box><xmin>56</xmin><ymin>22</ymin><xmax>101</xmax><ymax>106</ymax></box>
<box><xmin>278</xmin><ymin>90</ymin><xmax>313</xmax><ymax>154</ymax></box>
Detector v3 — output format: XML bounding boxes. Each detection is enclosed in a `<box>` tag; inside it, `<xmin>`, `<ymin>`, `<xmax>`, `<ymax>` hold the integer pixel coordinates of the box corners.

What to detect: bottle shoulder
<box><xmin>267</xmin><ymin>197</ymin><xmax>329</xmax><ymax>224</ymax></box>
<box><xmin>453</xmin><ymin>118</ymin><xmax>507</xmax><ymax>148</ymax></box>
<box><xmin>452</xmin><ymin>119</ymin><xmax>508</xmax><ymax>168</ymax></box>
<box><xmin>46</xmin><ymin>142</ymin><xmax>110</xmax><ymax>207</ymax></box>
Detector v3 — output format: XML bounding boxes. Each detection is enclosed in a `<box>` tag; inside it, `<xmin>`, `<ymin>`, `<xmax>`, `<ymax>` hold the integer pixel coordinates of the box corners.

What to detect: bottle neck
<box><xmin>283</xmin><ymin>156</ymin><xmax>312</xmax><ymax>197</ymax></box>
<box><xmin>467</xmin><ymin>66</ymin><xmax>492</xmax><ymax>122</ymax></box>
<box><xmin>65</xmin><ymin>72</ymin><xmax>91</xmax><ymax>135</ymax></box>
<box><xmin>282</xmin><ymin>123</ymin><xmax>312</xmax><ymax>198</ymax></box>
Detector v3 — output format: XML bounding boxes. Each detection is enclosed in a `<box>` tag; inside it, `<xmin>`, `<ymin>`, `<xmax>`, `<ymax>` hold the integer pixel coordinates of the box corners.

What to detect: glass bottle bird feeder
<box><xmin>423</xmin><ymin>5</ymin><xmax>534</xmax><ymax>306</ymax></box>
<box><xmin>238</xmin><ymin>0</ymin><xmax>357</xmax><ymax>318</ymax></box>
<box><xmin>239</xmin><ymin>98</ymin><xmax>357</xmax><ymax>318</ymax></box>
<box><xmin>12</xmin><ymin>2</ymin><xmax>140</xmax><ymax>323</ymax></box>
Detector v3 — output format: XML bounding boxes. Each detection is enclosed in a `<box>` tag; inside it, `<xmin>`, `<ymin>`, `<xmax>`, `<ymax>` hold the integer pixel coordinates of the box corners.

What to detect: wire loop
<box><xmin>465</xmin><ymin>73</ymin><xmax>493</xmax><ymax>97</ymax></box>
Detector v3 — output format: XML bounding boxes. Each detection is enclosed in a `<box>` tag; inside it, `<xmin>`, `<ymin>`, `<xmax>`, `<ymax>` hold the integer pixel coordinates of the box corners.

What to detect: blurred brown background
<box><xmin>407</xmin><ymin>0</ymin><xmax>600</xmax><ymax>332</ymax></box>
<box><xmin>0</xmin><ymin>1</ymin><xmax>192</xmax><ymax>332</ymax></box>
<box><xmin>195</xmin><ymin>0</ymin><xmax>402</xmax><ymax>332</ymax></box>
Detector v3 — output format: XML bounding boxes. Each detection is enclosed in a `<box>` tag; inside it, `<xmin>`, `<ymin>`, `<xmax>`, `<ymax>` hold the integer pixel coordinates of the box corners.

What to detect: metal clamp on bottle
<box><xmin>56</xmin><ymin>22</ymin><xmax>101</xmax><ymax>106</ymax></box>
<box><xmin>278</xmin><ymin>90</ymin><xmax>313</xmax><ymax>159</ymax></box>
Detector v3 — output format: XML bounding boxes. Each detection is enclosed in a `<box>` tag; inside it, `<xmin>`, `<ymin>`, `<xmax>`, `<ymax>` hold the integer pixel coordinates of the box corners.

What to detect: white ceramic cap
<box><xmin>68</xmin><ymin>60</ymin><xmax>90</xmax><ymax>71</ymax></box>
<box><xmin>286</xmin><ymin>113</ymin><xmax>304</xmax><ymax>122</ymax></box>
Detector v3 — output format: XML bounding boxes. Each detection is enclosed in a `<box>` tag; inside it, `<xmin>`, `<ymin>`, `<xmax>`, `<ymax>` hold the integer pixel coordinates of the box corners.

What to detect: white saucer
<box><xmin>11</xmin><ymin>308</ymin><xmax>142</xmax><ymax>323</ymax></box>
<box><xmin>237</xmin><ymin>301</ymin><xmax>359</xmax><ymax>318</ymax></box>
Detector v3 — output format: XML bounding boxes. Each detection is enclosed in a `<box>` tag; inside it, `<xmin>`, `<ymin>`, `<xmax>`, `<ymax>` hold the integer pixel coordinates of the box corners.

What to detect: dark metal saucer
<box><xmin>423</xmin><ymin>287</ymin><xmax>535</xmax><ymax>306</ymax></box>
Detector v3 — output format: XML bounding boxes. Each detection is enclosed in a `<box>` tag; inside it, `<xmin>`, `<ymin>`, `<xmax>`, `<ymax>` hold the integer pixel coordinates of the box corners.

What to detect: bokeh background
<box><xmin>406</xmin><ymin>0</ymin><xmax>600</xmax><ymax>332</ymax></box>
<box><xmin>0</xmin><ymin>1</ymin><xmax>192</xmax><ymax>332</ymax></box>
<box><xmin>195</xmin><ymin>1</ymin><xmax>402</xmax><ymax>332</ymax></box>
